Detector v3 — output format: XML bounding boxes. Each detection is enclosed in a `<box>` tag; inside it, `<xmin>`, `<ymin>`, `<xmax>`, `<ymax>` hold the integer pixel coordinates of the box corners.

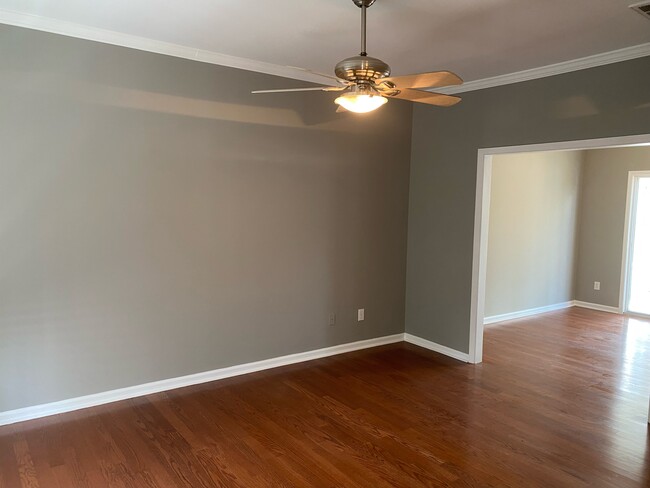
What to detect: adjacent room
<box><xmin>485</xmin><ymin>145</ymin><xmax>650</xmax><ymax>325</ymax></box>
<box><xmin>479</xmin><ymin>147</ymin><xmax>650</xmax><ymax>484</ymax></box>
<box><xmin>1</xmin><ymin>0</ymin><xmax>650</xmax><ymax>486</ymax></box>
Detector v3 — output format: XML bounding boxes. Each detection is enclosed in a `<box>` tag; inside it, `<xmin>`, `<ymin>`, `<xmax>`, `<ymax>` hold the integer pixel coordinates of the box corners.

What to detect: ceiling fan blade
<box><xmin>389</xmin><ymin>89</ymin><xmax>461</xmax><ymax>107</ymax></box>
<box><xmin>381</xmin><ymin>71</ymin><xmax>463</xmax><ymax>89</ymax></box>
<box><xmin>288</xmin><ymin>66</ymin><xmax>349</xmax><ymax>85</ymax></box>
<box><xmin>252</xmin><ymin>86</ymin><xmax>346</xmax><ymax>94</ymax></box>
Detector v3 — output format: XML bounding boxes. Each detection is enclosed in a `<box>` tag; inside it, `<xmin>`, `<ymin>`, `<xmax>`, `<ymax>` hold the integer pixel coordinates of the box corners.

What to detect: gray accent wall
<box><xmin>575</xmin><ymin>147</ymin><xmax>650</xmax><ymax>307</ymax></box>
<box><xmin>485</xmin><ymin>151</ymin><xmax>583</xmax><ymax>318</ymax></box>
<box><xmin>406</xmin><ymin>56</ymin><xmax>650</xmax><ymax>353</ymax></box>
<box><xmin>0</xmin><ymin>25</ymin><xmax>413</xmax><ymax>412</ymax></box>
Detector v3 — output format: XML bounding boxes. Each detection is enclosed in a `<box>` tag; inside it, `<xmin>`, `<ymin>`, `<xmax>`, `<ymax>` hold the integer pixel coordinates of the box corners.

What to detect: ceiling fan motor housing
<box><xmin>334</xmin><ymin>55</ymin><xmax>391</xmax><ymax>83</ymax></box>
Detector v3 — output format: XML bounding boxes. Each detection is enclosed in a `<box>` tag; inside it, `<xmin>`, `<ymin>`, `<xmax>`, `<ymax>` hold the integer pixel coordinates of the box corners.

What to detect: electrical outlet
<box><xmin>594</xmin><ymin>281</ymin><xmax>601</xmax><ymax>291</ymax></box>
<box><xmin>357</xmin><ymin>308</ymin><xmax>365</xmax><ymax>322</ymax></box>
<box><xmin>329</xmin><ymin>312</ymin><xmax>336</xmax><ymax>326</ymax></box>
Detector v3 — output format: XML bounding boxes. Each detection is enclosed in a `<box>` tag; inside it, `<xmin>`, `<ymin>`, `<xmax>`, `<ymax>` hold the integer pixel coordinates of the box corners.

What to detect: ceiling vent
<box><xmin>630</xmin><ymin>1</ymin><xmax>650</xmax><ymax>20</ymax></box>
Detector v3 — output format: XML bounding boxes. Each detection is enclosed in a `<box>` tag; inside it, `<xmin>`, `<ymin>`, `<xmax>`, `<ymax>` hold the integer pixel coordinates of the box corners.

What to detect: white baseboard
<box><xmin>403</xmin><ymin>333</ymin><xmax>470</xmax><ymax>363</ymax></box>
<box><xmin>0</xmin><ymin>334</ymin><xmax>404</xmax><ymax>427</ymax></box>
<box><xmin>484</xmin><ymin>301</ymin><xmax>575</xmax><ymax>325</ymax></box>
<box><xmin>573</xmin><ymin>301</ymin><xmax>621</xmax><ymax>314</ymax></box>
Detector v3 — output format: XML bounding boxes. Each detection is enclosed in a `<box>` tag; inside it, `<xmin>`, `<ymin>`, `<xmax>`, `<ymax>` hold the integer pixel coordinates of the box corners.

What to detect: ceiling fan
<box><xmin>252</xmin><ymin>0</ymin><xmax>463</xmax><ymax>114</ymax></box>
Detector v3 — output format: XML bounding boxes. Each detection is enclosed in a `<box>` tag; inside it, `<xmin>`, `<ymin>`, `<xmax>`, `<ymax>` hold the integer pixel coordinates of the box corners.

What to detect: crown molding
<box><xmin>0</xmin><ymin>9</ymin><xmax>334</xmax><ymax>86</ymax></box>
<box><xmin>435</xmin><ymin>42</ymin><xmax>650</xmax><ymax>95</ymax></box>
<box><xmin>2</xmin><ymin>8</ymin><xmax>650</xmax><ymax>94</ymax></box>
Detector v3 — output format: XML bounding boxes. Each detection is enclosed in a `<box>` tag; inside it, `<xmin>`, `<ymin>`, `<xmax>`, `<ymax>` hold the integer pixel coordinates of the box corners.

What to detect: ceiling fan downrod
<box><xmin>334</xmin><ymin>0</ymin><xmax>390</xmax><ymax>85</ymax></box>
<box><xmin>353</xmin><ymin>0</ymin><xmax>376</xmax><ymax>56</ymax></box>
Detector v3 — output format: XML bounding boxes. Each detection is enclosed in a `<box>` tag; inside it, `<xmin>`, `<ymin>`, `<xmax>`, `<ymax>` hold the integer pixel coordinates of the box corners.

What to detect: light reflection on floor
<box><xmin>610</xmin><ymin>315</ymin><xmax>650</xmax><ymax>480</ymax></box>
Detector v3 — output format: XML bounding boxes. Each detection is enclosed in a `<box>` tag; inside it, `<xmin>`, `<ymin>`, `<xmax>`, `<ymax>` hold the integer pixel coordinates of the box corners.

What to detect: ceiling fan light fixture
<box><xmin>334</xmin><ymin>88</ymin><xmax>387</xmax><ymax>113</ymax></box>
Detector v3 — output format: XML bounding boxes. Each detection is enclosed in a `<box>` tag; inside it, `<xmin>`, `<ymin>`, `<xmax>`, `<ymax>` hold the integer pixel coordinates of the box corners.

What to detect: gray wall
<box><xmin>575</xmin><ymin>147</ymin><xmax>650</xmax><ymax>307</ymax></box>
<box><xmin>406</xmin><ymin>56</ymin><xmax>650</xmax><ymax>353</ymax></box>
<box><xmin>485</xmin><ymin>151</ymin><xmax>583</xmax><ymax>317</ymax></box>
<box><xmin>0</xmin><ymin>25</ymin><xmax>413</xmax><ymax>412</ymax></box>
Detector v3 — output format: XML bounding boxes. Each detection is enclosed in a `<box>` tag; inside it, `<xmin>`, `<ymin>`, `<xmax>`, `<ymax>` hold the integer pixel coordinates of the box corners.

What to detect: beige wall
<box><xmin>575</xmin><ymin>147</ymin><xmax>650</xmax><ymax>307</ymax></box>
<box><xmin>485</xmin><ymin>151</ymin><xmax>583</xmax><ymax>318</ymax></box>
<box><xmin>480</xmin><ymin>146</ymin><xmax>650</xmax><ymax>318</ymax></box>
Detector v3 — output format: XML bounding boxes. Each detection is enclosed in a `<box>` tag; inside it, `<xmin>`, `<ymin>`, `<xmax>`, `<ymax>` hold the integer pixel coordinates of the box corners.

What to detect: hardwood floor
<box><xmin>1</xmin><ymin>307</ymin><xmax>650</xmax><ymax>487</ymax></box>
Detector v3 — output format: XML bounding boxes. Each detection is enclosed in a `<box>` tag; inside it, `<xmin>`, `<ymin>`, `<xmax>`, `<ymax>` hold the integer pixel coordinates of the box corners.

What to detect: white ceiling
<box><xmin>1</xmin><ymin>0</ymin><xmax>650</xmax><ymax>84</ymax></box>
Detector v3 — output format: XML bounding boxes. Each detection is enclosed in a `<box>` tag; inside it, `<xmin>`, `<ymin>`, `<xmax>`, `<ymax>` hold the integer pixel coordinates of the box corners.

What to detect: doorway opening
<box><xmin>469</xmin><ymin>134</ymin><xmax>650</xmax><ymax>364</ymax></box>
<box><xmin>623</xmin><ymin>172</ymin><xmax>650</xmax><ymax>317</ymax></box>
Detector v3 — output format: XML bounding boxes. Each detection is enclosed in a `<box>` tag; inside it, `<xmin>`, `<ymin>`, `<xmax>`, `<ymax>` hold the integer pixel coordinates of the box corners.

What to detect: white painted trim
<box><xmin>573</xmin><ymin>301</ymin><xmax>621</xmax><ymax>314</ymax></box>
<box><xmin>0</xmin><ymin>334</ymin><xmax>403</xmax><ymax>426</ymax></box>
<box><xmin>470</xmin><ymin>134</ymin><xmax>650</xmax><ymax>364</ymax></box>
<box><xmin>0</xmin><ymin>9</ymin><xmax>333</xmax><ymax>86</ymax></box>
<box><xmin>1</xmin><ymin>8</ymin><xmax>649</xmax><ymax>93</ymax></box>
<box><xmin>484</xmin><ymin>301</ymin><xmax>575</xmax><ymax>325</ymax></box>
<box><xmin>624</xmin><ymin>310</ymin><xmax>650</xmax><ymax>320</ymax></box>
<box><xmin>620</xmin><ymin>171</ymin><xmax>638</xmax><ymax>314</ymax></box>
<box><xmin>620</xmin><ymin>171</ymin><xmax>650</xmax><ymax>315</ymax></box>
<box><xmin>404</xmin><ymin>334</ymin><xmax>470</xmax><ymax>363</ymax></box>
<box><xmin>469</xmin><ymin>154</ymin><xmax>492</xmax><ymax>364</ymax></box>
<box><xmin>477</xmin><ymin>136</ymin><xmax>650</xmax><ymax>156</ymax></box>
<box><xmin>436</xmin><ymin>43</ymin><xmax>650</xmax><ymax>95</ymax></box>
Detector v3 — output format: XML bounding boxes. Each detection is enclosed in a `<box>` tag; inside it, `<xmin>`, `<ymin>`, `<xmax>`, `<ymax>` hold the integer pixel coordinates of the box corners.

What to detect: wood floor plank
<box><xmin>1</xmin><ymin>308</ymin><xmax>649</xmax><ymax>487</ymax></box>
<box><xmin>13</xmin><ymin>435</ymin><xmax>40</xmax><ymax>488</ymax></box>
<box><xmin>0</xmin><ymin>425</ymin><xmax>22</xmax><ymax>488</ymax></box>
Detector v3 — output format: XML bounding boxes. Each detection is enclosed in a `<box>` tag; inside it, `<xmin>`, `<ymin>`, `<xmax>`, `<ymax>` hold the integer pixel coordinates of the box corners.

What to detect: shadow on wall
<box><xmin>0</xmin><ymin>70</ymin><xmax>369</xmax><ymax>129</ymax></box>
<box><xmin>0</xmin><ymin>23</ymin><xmax>416</xmax><ymax>130</ymax></box>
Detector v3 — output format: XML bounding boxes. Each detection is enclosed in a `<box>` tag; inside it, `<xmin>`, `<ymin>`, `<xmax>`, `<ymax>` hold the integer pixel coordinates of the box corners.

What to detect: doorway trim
<box><xmin>620</xmin><ymin>170</ymin><xmax>650</xmax><ymax>317</ymax></box>
<box><xmin>469</xmin><ymin>134</ymin><xmax>650</xmax><ymax>364</ymax></box>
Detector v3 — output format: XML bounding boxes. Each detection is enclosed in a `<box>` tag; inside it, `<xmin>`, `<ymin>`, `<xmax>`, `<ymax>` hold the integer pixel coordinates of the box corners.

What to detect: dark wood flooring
<box><xmin>1</xmin><ymin>307</ymin><xmax>650</xmax><ymax>487</ymax></box>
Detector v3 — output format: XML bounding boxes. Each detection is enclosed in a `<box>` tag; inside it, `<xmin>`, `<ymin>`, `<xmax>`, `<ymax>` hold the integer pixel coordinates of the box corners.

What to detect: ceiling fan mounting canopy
<box><xmin>352</xmin><ymin>0</ymin><xmax>376</xmax><ymax>7</ymax></box>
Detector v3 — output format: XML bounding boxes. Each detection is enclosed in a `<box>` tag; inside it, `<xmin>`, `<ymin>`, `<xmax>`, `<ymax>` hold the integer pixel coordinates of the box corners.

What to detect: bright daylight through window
<box><xmin>628</xmin><ymin>177</ymin><xmax>650</xmax><ymax>316</ymax></box>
